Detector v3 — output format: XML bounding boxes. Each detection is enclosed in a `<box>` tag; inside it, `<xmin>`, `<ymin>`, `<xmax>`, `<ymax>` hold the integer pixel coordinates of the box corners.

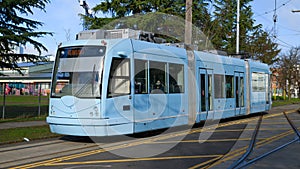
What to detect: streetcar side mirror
<box><xmin>118</xmin><ymin>51</ymin><xmax>127</xmax><ymax>58</ymax></box>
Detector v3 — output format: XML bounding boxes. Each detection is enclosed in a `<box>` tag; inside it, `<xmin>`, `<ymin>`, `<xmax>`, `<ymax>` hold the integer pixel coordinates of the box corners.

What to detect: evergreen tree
<box><xmin>84</xmin><ymin>0</ymin><xmax>212</xmax><ymax>49</ymax></box>
<box><xmin>84</xmin><ymin>0</ymin><xmax>279</xmax><ymax>64</ymax></box>
<box><xmin>92</xmin><ymin>0</ymin><xmax>185</xmax><ymax>18</ymax></box>
<box><xmin>211</xmin><ymin>0</ymin><xmax>280</xmax><ymax>64</ymax></box>
<box><xmin>247</xmin><ymin>29</ymin><xmax>280</xmax><ymax>65</ymax></box>
<box><xmin>86</xmin><ymin>0</ymin><xmax>211</xmax><ymax>31</ymax></box>
<box><xmin>211</xmin><ymin>0</ymin><xmax>257</xmax><ymax>54</ymax></box>
<box><xmin>0</xmin><ymin>0</ymin><xmax>52</xmax><ymax>76</ymax></box>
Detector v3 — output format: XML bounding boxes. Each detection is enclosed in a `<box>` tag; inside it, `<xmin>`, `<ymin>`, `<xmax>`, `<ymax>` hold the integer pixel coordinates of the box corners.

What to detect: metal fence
<box><xmin>0</xmin><ymin>82</ymin><xmax>50</xmax><ymax>119</ymax></box>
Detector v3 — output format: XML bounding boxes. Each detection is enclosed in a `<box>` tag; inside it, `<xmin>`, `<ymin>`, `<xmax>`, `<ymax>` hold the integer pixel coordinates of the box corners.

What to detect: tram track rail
<box><xmin>0</xmin><ymin>139</ymin><xmax>63</xmax><ymax>154</ymax></box>
<box><xmin>200</xmin><ymin>109</ymin><xmax>300</xmax><ymax>169</ymax></box>
<box><xmin>0</xmin><ymin>139</ymin><xmax>99</xmax><ymax>168</ymax></box>
<box><xmin>236</xmin><ymin>111</ymin><xmax>300</xmax><ymax>169</ymax></box>
<box><xmin>228</xmin><ymin>114</ymin><xmax>263</xmax><ymax>169</ymax></box>
<box><xmin>3</xmin><ymin>107</ymin><xmax>299</xmax><ymax>169</ymax></box>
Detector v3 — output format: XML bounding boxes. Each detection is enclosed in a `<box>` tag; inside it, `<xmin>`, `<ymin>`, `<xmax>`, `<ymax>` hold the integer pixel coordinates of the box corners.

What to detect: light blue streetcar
<box><xmin>47</xmin><ymin>29</ymin><xmax>271</xmax><ymax>136</ymax></box>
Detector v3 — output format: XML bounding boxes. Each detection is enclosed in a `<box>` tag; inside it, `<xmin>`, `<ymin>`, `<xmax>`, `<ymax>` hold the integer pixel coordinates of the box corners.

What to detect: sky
<box><xmin>250</xmin><ymin>0</ymin><xmax>300</xmax><ymax>53</ymax></box>
<box><xmin>24</xmin><ymin>0</ymin><xmax>300</xmax><ymax>56</ymax></box>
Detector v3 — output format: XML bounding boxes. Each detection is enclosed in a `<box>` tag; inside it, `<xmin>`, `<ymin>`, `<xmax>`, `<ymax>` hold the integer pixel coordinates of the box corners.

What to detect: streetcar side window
<box><xmin>169</xmin><ymin>63</ymin><xmax>184</xmax><ymax>93</ymax></box>
<box><xmin>240</xmin><ymin>76</ymin><xmax>244</xmax><ymax>107</ymax></box>
<box><xmin>225</xmin><ymin>75</ymin><xmax>234</xmax><ymax>98</ymax></box>
<box><xmin>214</xmin><ymin>74</ymin><xmax>225</xmax><ymax>98</ymax></box>
<box><xmin>208</xmin><ymin>74</ymin><xmax>213</xmax><ymax>110</ymax></box>
<box><xmin>266</xmin><ymin>74</ymin><xmax>270</xmax><ymax>104</ymax></box>
<box><xmin>150</xmin><ymin>61</ymin><xmax>167</xmax><ymax>94</ymax></box>
<box><xmin>107</xmin><ymin>58</ymin><xmax>130</xmax><ymax>98</ymax></box>
<box><xmin>252</xmin><ymin>73</ymin><xmax>266</xmax><ymax>92</ymax></box>
<box><xmin>134</xmin><ymin>59</ymin><xmax>148</xmax><ymax>94</ymax></box>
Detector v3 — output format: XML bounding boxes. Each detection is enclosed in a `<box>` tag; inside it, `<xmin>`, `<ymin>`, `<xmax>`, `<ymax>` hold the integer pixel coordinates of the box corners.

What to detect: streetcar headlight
<box><xmin>50</xmin><ymin>105</ymin><xmax>55</xmax><ymax>115</ymax></box>
<box><xmin>93</xmin><ymin>106</ymin><xmax>99</xmax><ymax>117</ymax></box>
<box><xmin>89</xmin><ymin>106</ymin><xmax>99</xmax><ymax>117</ymax></box>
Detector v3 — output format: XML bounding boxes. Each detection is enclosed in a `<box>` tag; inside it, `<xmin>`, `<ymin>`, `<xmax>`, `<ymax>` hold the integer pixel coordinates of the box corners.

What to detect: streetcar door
<box><xmin>133</xmin><ymin>59</ymin><xmax>150</xmax><ymax>132</ymax></box>
<box><xmin>133</xmin><ymin>59</ymin><xmax>170</xmax><ymax>132</ymax></box>
<box><xmin>234</xmin><ymin>72</ymin><xmax>245</xmax><ymax>115</ymax></box>
<box><xmin>106</xmin><ymin>57</ymin><xmax>133</xmax><ymax>134</ymax></box>
<box><xmin>199</xmin><ymin>68</ymin><xmax>213</xmax><ymax>120</ymax></box>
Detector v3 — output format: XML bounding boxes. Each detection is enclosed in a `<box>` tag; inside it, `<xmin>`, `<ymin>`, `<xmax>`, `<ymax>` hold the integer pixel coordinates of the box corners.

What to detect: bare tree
<box><xmin>278</xmin><ymin>47</ymin><xmax>300</xmax><ymax>100</ymax></box>
<box><xmin>64</xmin><ymin>28</ymin><xmax>71</xmax><ymax>41</ymax></box>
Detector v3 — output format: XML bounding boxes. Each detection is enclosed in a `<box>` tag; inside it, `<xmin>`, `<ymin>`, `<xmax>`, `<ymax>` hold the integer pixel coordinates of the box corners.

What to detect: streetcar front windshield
<box><xmin>51</xmin><ymin>46</ymin><xmax>105</xmax><ymax>98</ymax></box>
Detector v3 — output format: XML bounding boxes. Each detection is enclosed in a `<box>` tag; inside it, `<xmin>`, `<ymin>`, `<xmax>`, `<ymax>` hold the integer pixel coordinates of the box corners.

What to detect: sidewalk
<box><xmin>0</xmin><ymin>121</ymin><xmax>47</xmax><ymax>130</ymax></box>
<box><xmin>268</xmin><ymin>104</ymin><xmax>300</xmax><ymax>114</ymax></box>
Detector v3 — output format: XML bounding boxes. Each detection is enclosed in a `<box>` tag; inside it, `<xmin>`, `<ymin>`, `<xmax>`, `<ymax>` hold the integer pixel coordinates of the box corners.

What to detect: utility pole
<box><xmin>273</xmin><ymin>0</ymin><xmax>278</xmax><ymax>38</ymax></box>
<box><xmin>79</xmin><ymin>0</ymin><xmax>93</xmax><ymax>17</ymax></box>
<box><xmin>185</xmin><ymin>0</ymin><xmax>192</xmax><ymax>45</ymax></box>
<box><xmin>236</xmin><ymin>0</ymin><xmax>240</xmax><ymax>54</ymax></box>
<box><xmin>78</xmin><ymin>0</ymin><xmax>93</xmax><ymax>30</ymax></box>
<box><xmin>185</xmin><ymin>0</ymin><xmax>196</xmax><ymax>125</ymax></box>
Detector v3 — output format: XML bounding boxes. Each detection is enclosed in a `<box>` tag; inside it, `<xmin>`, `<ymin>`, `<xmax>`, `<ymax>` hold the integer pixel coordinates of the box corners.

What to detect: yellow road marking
<box><xmin>204</xmin><ymin>128</ymin><xmax>291</xmax><ymax>132</ymax></box>
<box><xmin>189</xmin><ymin>156</ymin><xmax>224</xmax><ymax>169</ymax></box>
<box><xmin>188</xmin><ymin>110</ymin><xmax>300</xmax><ymax>169</ymax></box>
<box><xmin>46</xmin><ymin>155</ymin><xmax>222</xmax><ymax>166</ymax></box>
<box><xmin>11</xmin><ymin>109</ymin><xmax>299</xmax><ymax>169</ymax></box>
<box><xmin>194</xmin><ymin>130</ymin><xmax>295</xmax><ymax>169</ymax></box>
<box><xmin>151</xmin><ymin>138</ymin><xmax>265</xmax><ymax>144</ymax></box>
<box><xmin>248</xmin><ymin>122</ymin><xmax>289</xmax><ymax>125</ymax></box>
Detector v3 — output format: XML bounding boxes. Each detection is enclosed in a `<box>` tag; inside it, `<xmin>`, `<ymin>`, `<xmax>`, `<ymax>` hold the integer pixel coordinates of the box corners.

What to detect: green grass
<box><xmin>0</xmin><ymin>125</ymin><xmax>59</xmax><ymax>145</ymax></box>
<box><xmin>272</xmin><ymin>98</ymin><xmax>300</xmax><ymax>107</ymax></box>
<box><xmin>0</xmin><ymin>95</ymin><xmax>49</xmax><ymax>119</ymax></box>
<box><xmin>0</xmin><ymin>96</ymin><xmax>58</xmax><ymax>144</ymax></box>
<box><xmin>0</xmin><ymin>115</ymin><xmax>47</xmax><ymax>123</ymax></box>
<box><xmin>1</xmin><ymin>105</ymin><xmax>49</xmax><ymax>118</ymax></box>
<box><xmin>0</xmin><ymin>95</ymin><xmax>49</xmax><ymax>105</ymax></box>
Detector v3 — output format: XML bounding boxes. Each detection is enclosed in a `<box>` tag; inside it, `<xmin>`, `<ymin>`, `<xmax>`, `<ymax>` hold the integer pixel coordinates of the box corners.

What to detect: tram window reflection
<box><xmin>107</xmin><ymin>58</ymin><xmax>130</xmax><ymax>98</ymax></box>
<box><xmin>134</xmin><ymin>59</ymin><xmax>148</xmax><ymax>94</ymax></box>
<box><xmin>150</xmin><ymin>61</ymin><xmax>167</xmax><ymax>94</ymax></box>
<box><xmin>169</xmin><ymin>63</ymin><xmax>184</xmax><ymax>93</ymax></box>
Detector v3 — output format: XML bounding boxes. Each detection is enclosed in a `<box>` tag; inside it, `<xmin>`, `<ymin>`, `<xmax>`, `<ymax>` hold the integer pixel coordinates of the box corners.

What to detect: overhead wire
<box><xmin>254</xmin><ymin>0</ymin><xmax>292</xmax><ymax>17</ymax></box>
<box><xmin>276</xmin><ymin>37</ymin><xmax>294</xmax><ymax>48</ymax></box>
<box><xmin>277</xmin><ymin>23</ymin><xmax>300</xmax><ymax>33</ymax></box>
<box><xmin>252</xmin><ymin>0</ymin><xmax>298</xmax><ymax>49</ymax></box>
<box><xmin>277</xmin><ymin>33</ymin><xmax>300</xmax><ymax>36</ymax></box>
<box><xmin>272</xmin><ymin>0</ymin><xmax>278</xmax><ymax>38</ymax></box>
<box><xmin>277</xmin><ymin>43</ymin><xmax>292</xmax><ymax>49</ymax></box>
<box><xmin>253</xmin><ymin>1</ymin><xmax>300</xmax><ymax>34</ymax></box>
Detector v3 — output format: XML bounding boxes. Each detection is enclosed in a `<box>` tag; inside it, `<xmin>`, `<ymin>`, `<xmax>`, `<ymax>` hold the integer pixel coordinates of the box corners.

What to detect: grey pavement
<box><xmin>248</xmin><ymin>140</ymin><xmax>300</xmax><ymax>169</ymax></box>
<box><xmin>267</xmin><ymin>103</ymin><xmax>300</xmax><ymax>114</ymax></box>
<box><xmin>0</xmin><ymin>104</ymin><xmax>299</xmax><ymax>168</ymax></box>
<box><xmin>0</xmin><ymin>120</ymin><xmax>47</xmax><ymax>129</ymax></box>
<box><xmin>249</xmin><ymin>104</ymin><xmax>300</xmax><ymax>169</ymax></box>
<box><xmin>214</xmin><ymin>103</ymin><xmax>300</xmax><ymax>169</ymax></box>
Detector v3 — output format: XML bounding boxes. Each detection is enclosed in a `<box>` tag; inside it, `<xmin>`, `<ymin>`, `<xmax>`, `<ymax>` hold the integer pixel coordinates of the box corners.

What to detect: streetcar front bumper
<box><xmin>46</xmin><ymin>116</ymin><xmax>133</xmax><ymax>136</ymax></box>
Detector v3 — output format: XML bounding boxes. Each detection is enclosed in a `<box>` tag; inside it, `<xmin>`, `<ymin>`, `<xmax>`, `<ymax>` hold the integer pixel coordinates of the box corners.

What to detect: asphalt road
<box><xmin>1</xmin><ymin>104</ymin><xmax>299</xmax><ymax>169</ymax></box>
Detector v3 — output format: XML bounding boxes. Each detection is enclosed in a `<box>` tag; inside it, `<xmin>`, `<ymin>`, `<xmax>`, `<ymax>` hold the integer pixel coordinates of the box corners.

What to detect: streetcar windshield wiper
<box><xmin>92</xmin><ymin>64</ymin><xmax>96</xmax><ymax>96</ymax></box>
<box><xmin>74</xmin><ymin>78</ymin><xmax>93</xmax><ymax>97</ymax></box>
